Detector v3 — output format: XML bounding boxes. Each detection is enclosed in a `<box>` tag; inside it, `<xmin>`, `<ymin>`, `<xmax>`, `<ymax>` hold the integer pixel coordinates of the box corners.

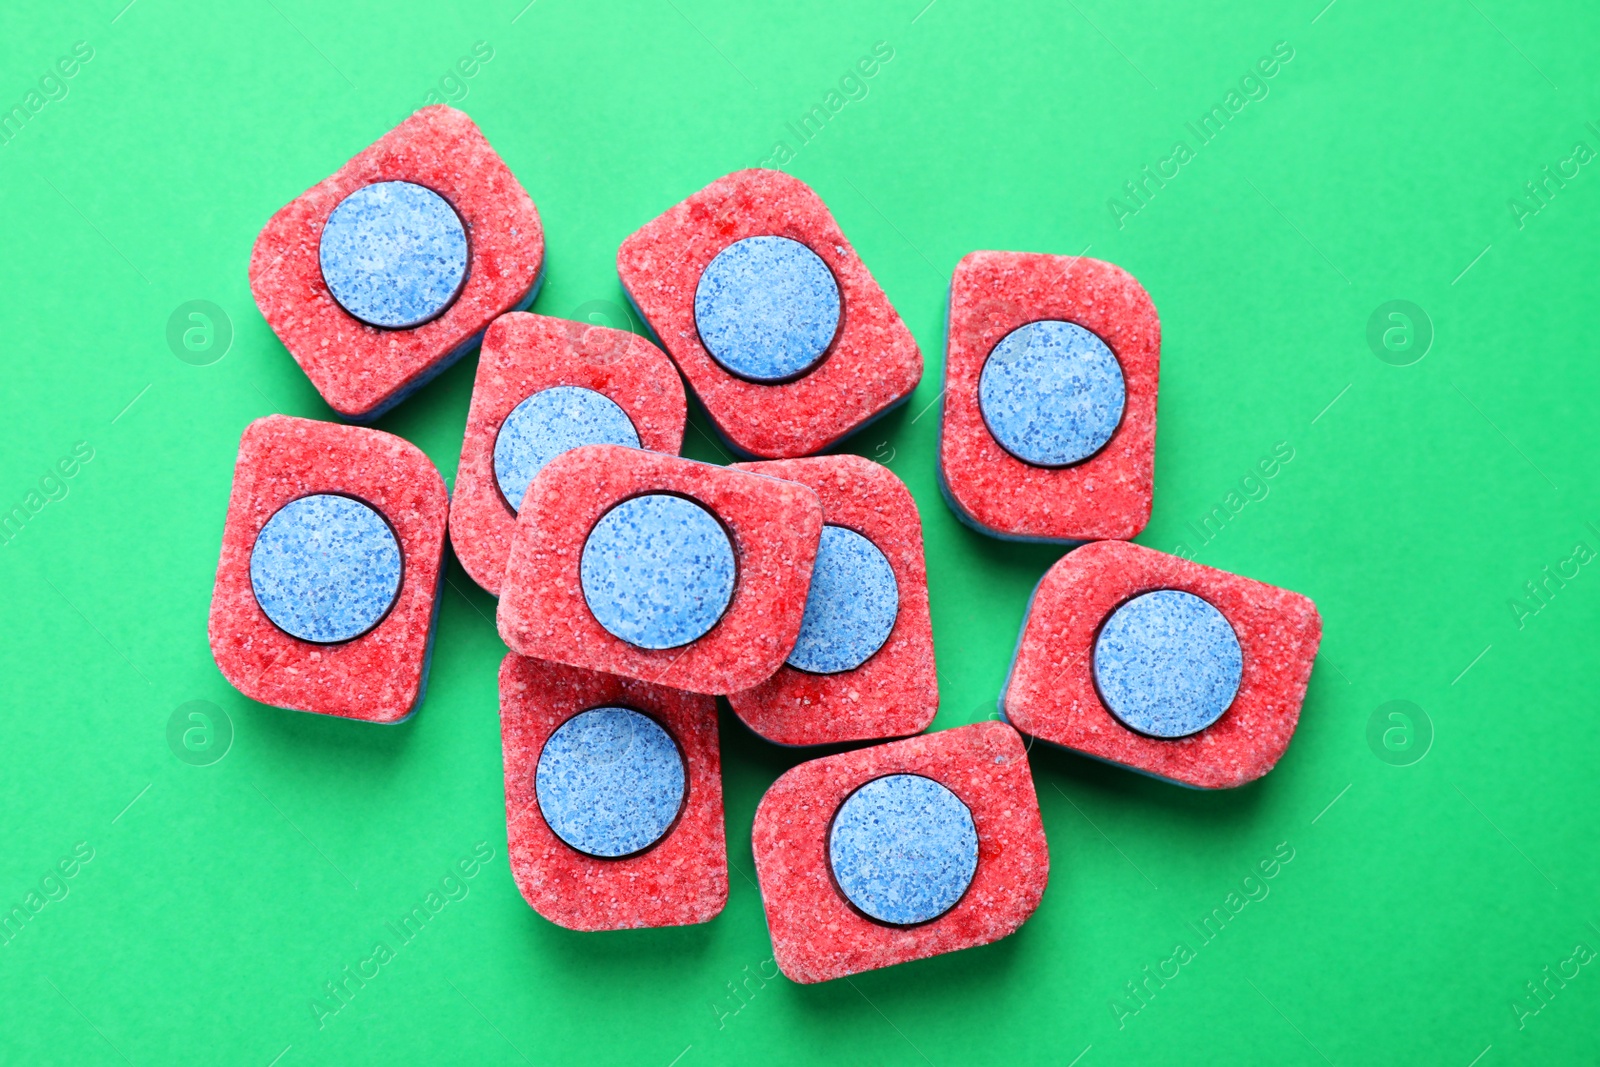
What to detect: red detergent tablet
<box><xmin>752</xmin><ymin>721</ymin><xmax>1048</xmax><ymax>983</ymax></box>
<box><xmin>499</xmin><ymin>654</ymin><xmax>726</xmax><ymax>930</ymax></box>
<box><xmin>496</xmin><ymin>445</ymin><xmax>823</xmax><ymax>694</ymax></box>
<box><xmin>208</xmin><ymin>415</ymin><xmax>449</xmax><ymax>723</ymax></box>
<box><xmin>938</xmin><ymin>251</ymin><xmax>1159</xmax><ymax>543</ymax></box>
<box><xmin>726</xmin><ymin>455</ymin><xmax>937</xmax><ymax>746</ymax></box>
<box><xmin>617</xmin><ymin>168</ymin><xmax>921</xmax><ymax>458</ymax></box>
<box><xmin>1002</xmin><ymin>540</ymin><xmax>1322</xmax><ymax>789</ymax></box>
<box><xmin>449</xmin><ymin>312</ymin><xmax>686</xmax><ymax>594</ymax></box>
<box><xmin>249</xmin><ymin>105</ymin><xmax>545</xmax><ymax>422</ymax></box>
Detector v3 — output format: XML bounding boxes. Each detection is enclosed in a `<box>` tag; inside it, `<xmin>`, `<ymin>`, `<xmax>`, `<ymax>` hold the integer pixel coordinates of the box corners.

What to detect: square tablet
<box><xmin>752</xmin><ymin>721</ymin><xmax>1049</xmax><ymax>983</ymax></box>
<box><xmin>249</xmin><ymin>105</ymin><xmax>545</xmax><ymax>422</ymax></box>
<box><xmin>726</xmin><ymin>455</ymin><xmax>937</xmax><ymax>746</ymax></box>
<box><xmin>208</xmin><ymin>415</ymin><xmax>449</xmax><ymax>723</ymax></box>
<box><xmin>617</xmin><ymin>168</ymin><xmax>921</xmax><ymax>459</ymax></box>
<box><xmin>449</xmin><ymin>312</ymin><xmax>686</xmax><ymax>594</ymax></box>
<box><xmin>496</xmin><ymin>445</ymin><xmax>823</xmax><ymax>695</ymax></box>
<box><xmin>500</xmin><ymin>654</ymin><xmax>726</xmax><ymax>930</ymax></box>
<box><xmin>1001</xmin><ymin>540</ymin><xmax>1322</xmax><ymax>789</ymax></box>
<box><xmin>938</xmin><ymin>251</ymin><xmax>1159</xmax><ymax>543</ymax></box>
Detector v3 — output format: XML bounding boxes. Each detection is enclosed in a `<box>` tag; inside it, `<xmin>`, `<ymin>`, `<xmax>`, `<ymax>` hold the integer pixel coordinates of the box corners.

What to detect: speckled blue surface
<box><xmin>979</xmin><ymin>320</ymin><xmax>1126</xmax><ymax>467</ymax></box>
<box><xmin>535</xmin><ymin>707</ymin><xmax>686</xmax><ymax>858</ymax></box>
<box><xmin>580</xmin><ymin>493</ymin><xmax>736</xmax><ymax>650</ymax></box>
<box><xmin>828</xmin><ymin>774</ymin><xmax>978</xmax><ymax>926</ymax></box>
<box><xmin>319</xmin><ymin>180</ymin><xmax>468</xmax><ymax>329</ymax></box>
<box><xmin>1093</xmin><ymin>589</ymin><xmax>1243</xmax><ymax>738</ymax></box>
<box><xmin>249</xmin><ymin>494</ymin><xmax>402</xmax><ymax>644</ymax></box>
<box><xmin>693</xmin><ymin>236</ymin><xmax>841</xmax><ymax>382</ymax></box>
<box><xmin>786</xmin><ymin>525</ymin><xmax>899</xmax><ymax>674</ymax></box>
<box><xmin>493</xmin><ymin>386</ymin><xmax>640</xmax><ymax>512</ymax></box>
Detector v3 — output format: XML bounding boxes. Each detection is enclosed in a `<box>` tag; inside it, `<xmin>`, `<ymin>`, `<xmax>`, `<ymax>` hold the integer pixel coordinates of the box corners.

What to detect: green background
<box><xmin>2</xmin><ymin>0</ymin><xmax>1596</xmax><ymax>1063</ymax></box>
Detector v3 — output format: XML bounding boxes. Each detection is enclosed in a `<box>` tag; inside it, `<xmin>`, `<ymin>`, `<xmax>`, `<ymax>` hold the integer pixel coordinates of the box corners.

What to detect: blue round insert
<box><xmin>978</xmin><ymin>320</ymin><xmax>1126</xmax><ymax>467</ymax></box>
<box><xmin>493</xmin><ymin>386</ymin><xmax>641</xmax><ymax>512</ymax></box>
<box><xmin>580</xmin><ymin>494</ymin><xmax>736</xmax><ymax>650</ymax></box>
<box><xmin>319</xmin><ymin>180</ymin><xmax>468</xmax><ymax>329</ymax></box>
<box><xmin>829</xmin><ymin>774</ymin><xmax>978</xmax><ymax>926</ymax></box>
<box><xmin>787</xmin><ymin>525</ymin><xmax>899</xmax><ymax>674</ymax></box>
<box><xmin>1093</xmin><ymin>589</ymin><xmax>1243</xmax><ymax>738</ymax></box>
<box><xmin>693</xmin><ymin>236</ymin><xmax>841</xmax><ymax>382</ymax></box>
<box><xmin>535</xmin><ymin>707</ymin><xmax>686</xmax><ymax>858</ymax></box>
<box><xmin>249</xmin><ymin>494</ymin><xmax>402</xmax><ymax>644</ymax></box>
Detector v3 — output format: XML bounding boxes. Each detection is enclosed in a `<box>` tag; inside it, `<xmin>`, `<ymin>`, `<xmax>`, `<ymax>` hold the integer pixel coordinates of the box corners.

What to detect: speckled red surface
<box><xmin>1003</xmin><ymin>540</ymin><xmax>1322</xmax><ymax>789</ymax></box>
<box><xmin>752</xmin><ymin>721</ymin><xmax>1048</xmax><ymax>983</ymax></box>
<box><xmin>208</xmin><ymin>415</ymin><xmax>449</xmax><ymax>723</ymax></box>
<box><xmin>617</xmin><ymin>169</ymin><xmax>921</xmax><ymax>458</ymax></box>
<box><xmin>499</xmin><ymin>654</ymin><xmax>726</xmax><ymax>930</ymax></box>
<box><xmin>449</xmin><ymin>313</ymin><xmax>686</xmax><ymax>595</ymax></box>
<box><xmin>249</xmin><ymin>106</ymin><xmax>544</xmax><ymax>421</ymax></box>
<box><xmin>497</xmin><ymin>445</ymin><xmax>823</xmax><ymax>694</ymax></box>
<box><xmin>938</xmin><ymin>251</ymin><xmax>1159</xmax><ymax>542</ymax></box>
<box><xmin>726</xmin><ymin>455</ymin><xmax>937</xmax><ymax>746</ymax></box>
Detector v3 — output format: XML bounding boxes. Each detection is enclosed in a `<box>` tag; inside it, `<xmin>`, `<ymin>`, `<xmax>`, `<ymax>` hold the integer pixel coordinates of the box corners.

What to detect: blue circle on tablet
<box><xmin>1093</xmin><ymin>590</ymin><xmax>1243</xmax><ymax>738</ymax></box>
<box><xmin>494</xmin><ymin>386</ymin><xmax>641</xmax><ymax>512</ymax></box>
<box><xmin>694</xmin><ymin>236</ymin><xmax>841</xmax><ymax>382</ymax></box>
<box><xmin>536</xmin><ymin>707</ymin><xmax>686</xmax><ymax>858</ymax></box>
<box><xmin>319</xmin><ymin>180</ymin><xmax>468</xmax><ymax>328</ymax></box>
<box><xmin>580</xmin><ymin>494</ymin><xmax>736</xmax><ymax>650</ymax></box>
<box><xmin>250</xmin><ymin>494</ymin><xmax>402</xmax><ymax>644</ymax></box>
<box><xmin>829</xmin><ymin>774</ymin><xmax>978</xmax><ymax>926</ymax></box>
<box><xmin>979</xmin><ymin>320</ymin><xmax>1126</xmax><ymax>466</ymax></box>
<box><xmin>787</xmin><ymin>526</ymin><xmax>899</xmax><ymax>674</ymax></box>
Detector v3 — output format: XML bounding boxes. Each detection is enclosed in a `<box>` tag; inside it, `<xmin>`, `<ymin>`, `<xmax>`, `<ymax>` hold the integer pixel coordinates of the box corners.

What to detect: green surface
<box><xmin>2</xmin><ymin>1</ymin><xmax>1597</xmax><ymax>1063</ymax></box>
